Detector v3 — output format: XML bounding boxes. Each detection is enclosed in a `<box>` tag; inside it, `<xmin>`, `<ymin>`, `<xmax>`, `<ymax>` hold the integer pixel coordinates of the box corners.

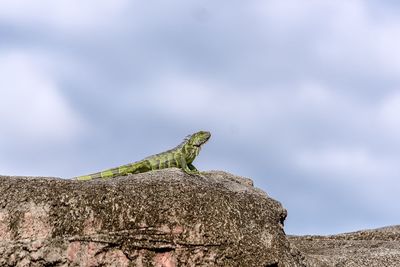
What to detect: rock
<box><xmin>288</xmin><ymin>225</ymin><xmax>400</xmax><ymax>266</ymax></box>
<box><xmin>0</xmin><ymin>169</ymin><xmax>305</xmax><ymax>266</ymax></box>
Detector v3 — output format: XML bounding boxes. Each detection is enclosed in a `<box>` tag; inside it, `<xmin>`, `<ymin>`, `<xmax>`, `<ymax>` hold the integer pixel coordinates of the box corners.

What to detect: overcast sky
<box><xmin>1</xmin><ymin>0</ymin><xmax>400</xmax><ymax>235</ymax></box>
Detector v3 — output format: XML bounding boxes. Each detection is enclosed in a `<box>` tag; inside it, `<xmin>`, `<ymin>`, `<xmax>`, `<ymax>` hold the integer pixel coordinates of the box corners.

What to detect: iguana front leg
<box><xmin>179</xmin><ymin>157</ymin><xmax>198</xmax><ymax>175</ymax></box>
<box><xmin>188</xmin><ymin>163</ymin><xmax>199</xmax><ymax>173</ymax></box>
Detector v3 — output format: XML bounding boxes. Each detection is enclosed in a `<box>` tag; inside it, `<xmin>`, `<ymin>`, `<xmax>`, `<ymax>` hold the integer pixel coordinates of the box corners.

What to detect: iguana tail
<box><xmin>73</xmin><ymin>160</ymin><xmax>151</xmax><ymax>181</ymax></box>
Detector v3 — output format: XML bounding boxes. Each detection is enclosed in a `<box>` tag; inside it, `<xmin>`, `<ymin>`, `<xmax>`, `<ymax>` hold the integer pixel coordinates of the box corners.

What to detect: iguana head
<box><xmin>181</xmin><ymin>131</ymin><xmax>211</xmax><ymax>164</ymax></box>
<box><xmin>187</xmin><ymin>131</ymin><xmax>211</xmax><ymax>147</ymax></box>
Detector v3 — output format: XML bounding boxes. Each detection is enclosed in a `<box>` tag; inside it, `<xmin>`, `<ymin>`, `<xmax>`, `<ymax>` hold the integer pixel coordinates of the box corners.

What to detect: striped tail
<box><xmin>73</xmin><ymin>162</ymin><xmax>143</xmax><ymax>181</ymax></box>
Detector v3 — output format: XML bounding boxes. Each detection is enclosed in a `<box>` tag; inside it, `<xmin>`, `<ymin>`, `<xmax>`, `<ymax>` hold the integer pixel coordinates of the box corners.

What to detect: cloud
<box><xmin>139</xmin><ymin>74</ymin><xmax>273</xmax><ymax>130</ymax></box>
<box><xmin>294</xmin><ymin>147</ymin><xmax>396</xmax><ymax>180</ymax></box>
<box><xmin>378</xmin><ymin>91</ymin><xmax>400</xmax><ymax>134</ymax></box>
<box><xmin>0</xmin><ymin>0</ymin><xmax>130</xmax><ymax>33</ymax></box>
<box><xmin>0</xmin><ymin>50</ymin><xmax>85</xmax><ymax>146</ymax></box>
<box><xmin>312</xmin><ymin>1</ymin><xmax>400</xmax><ymax>79</ymax></box>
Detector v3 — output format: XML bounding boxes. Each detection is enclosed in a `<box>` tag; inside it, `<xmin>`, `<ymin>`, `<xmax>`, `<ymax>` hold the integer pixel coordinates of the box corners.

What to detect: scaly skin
<box><xmin>73</xmin><ymin>131</ymin><xmax>211</xmax><ymax>181</ymax></box>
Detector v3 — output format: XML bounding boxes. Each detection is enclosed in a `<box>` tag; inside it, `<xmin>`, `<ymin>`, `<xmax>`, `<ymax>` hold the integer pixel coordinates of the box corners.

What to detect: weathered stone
<box><xmin>289</xmin><ymin>225</ymin><xmax>400</xmax><ymax>266</ymax></box>
<box><xmin>0</xmin><ymin>169</ymin><xmax>304</xmax><ymax>266</ymax></box>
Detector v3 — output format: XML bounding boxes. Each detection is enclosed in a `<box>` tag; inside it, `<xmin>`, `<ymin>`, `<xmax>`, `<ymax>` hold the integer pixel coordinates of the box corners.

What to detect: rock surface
<box><xmin>0</xmin><ymin>169</ymin><xmax>305</xmax><ymax>266</ymax></box>
<box><xmin>2</xmin><ymin>169</ymin><xmax>398</xmax><ymax>266</ymax></box>
<box><xmin>289</xmin><ymin>225</ymin><xmax>400</xmax><ymax>267</ymax></box>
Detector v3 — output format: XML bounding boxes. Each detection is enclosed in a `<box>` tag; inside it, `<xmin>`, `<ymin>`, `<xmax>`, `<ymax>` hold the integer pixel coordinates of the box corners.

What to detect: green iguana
<box><xmin>73</xmin><ymin>131</ymin><xmax>211</xmax><ymax>181</ymax></box>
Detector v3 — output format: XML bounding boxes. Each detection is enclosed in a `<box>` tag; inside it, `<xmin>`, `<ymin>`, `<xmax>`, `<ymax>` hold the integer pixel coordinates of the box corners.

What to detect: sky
<box><xmin>1</xmin><ymin>0</ymin><xmax>400</xmax><ymax>235</ymax></box>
